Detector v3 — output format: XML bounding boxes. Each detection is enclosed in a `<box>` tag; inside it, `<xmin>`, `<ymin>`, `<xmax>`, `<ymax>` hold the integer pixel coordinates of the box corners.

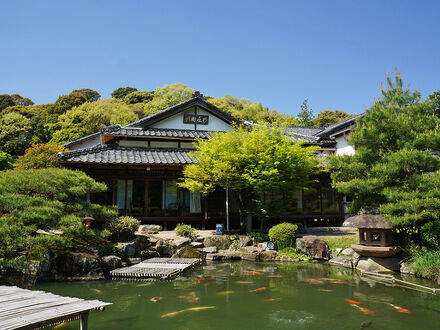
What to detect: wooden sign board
<box><xmin>183</xmin><ymin>114</ymin><xmax>209</xmax><ymax>125</ymax></box>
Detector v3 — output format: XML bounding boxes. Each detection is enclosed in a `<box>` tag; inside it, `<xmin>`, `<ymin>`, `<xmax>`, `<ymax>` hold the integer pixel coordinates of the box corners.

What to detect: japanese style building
<box><xmin>57</xmin><ymin>92</ymin><xmax>356</xmax><ymax>230</ymax></box>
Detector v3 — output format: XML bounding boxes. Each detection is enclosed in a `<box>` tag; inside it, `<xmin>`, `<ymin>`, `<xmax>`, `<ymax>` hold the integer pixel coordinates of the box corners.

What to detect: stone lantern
<box><xmin>343</xmin><ymin>214</ymin><xmax>400</xmax><ymax>258</ymax></box>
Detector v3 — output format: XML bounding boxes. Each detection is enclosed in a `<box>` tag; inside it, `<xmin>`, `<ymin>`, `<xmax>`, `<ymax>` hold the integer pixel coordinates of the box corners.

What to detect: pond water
<box><xmin>14</xmin><ymin>262</ymin><xmax>440</xmax><ymax>329</ymax></box>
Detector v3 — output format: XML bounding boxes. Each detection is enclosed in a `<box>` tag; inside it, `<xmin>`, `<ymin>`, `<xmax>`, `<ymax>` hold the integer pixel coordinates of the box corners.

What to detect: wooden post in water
<box><xmin>80</xmin><ymin>311</ymin><xmax>89</xmax><ymax>330</ymax></box>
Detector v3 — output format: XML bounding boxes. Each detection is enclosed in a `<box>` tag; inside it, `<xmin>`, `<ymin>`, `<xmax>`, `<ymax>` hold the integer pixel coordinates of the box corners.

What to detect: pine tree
<box><xmin>297</xmin><ymin>98</ymin><xmax>314</xmax><ymax>126</ymax></box>
<box><xmin>328</xmin><ymin>72</ymin><xmax>440</xmax><ymax>232</ymax></box>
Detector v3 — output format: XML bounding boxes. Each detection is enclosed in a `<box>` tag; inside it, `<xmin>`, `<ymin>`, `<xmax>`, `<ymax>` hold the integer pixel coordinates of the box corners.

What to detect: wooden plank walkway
<box><xmin>0</xmin><ymin>286</ymin><xmax>111</xmax><ymax>330</ymax></box>
<box><xmin>110</xmin><ymin>258</ymin><xmax>201</xmax><ymax>280</ymax></box>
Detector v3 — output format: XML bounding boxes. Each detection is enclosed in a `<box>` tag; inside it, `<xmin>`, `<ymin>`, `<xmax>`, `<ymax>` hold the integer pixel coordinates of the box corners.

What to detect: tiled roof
<box><xmin>315</xmin><ymin>115</ymin><xmax>361</xmax><ymax>137</ymax></box>
<box><xmin>57</xmin><ymin>145</ymin><xmax>195</xmax><ymax>165</ymax></box>
<box><xmin>285</xmin><ymin>126</ymin><xmax>325</xmax><ymax>137</ymax></box>
<box><xmin>101</xmin><ymin>126</ymin><xmax>212</xmax><ymax>139</ymax></box>
<box><xmin>125</xmin><ymin>91</ymin><xmax>239</xmax><ymax>128</ymax></box>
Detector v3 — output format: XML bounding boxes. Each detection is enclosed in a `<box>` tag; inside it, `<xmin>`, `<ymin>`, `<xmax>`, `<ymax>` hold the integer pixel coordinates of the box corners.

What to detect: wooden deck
<box><xmin>0</xmin><ymin>286</ymin><xmax>111</xmax><ymax>330</ymax></box>
<box><xmin>110</xmin><ymin>257</ymin><xmax>201</xmax><ymax>280</ymax></box>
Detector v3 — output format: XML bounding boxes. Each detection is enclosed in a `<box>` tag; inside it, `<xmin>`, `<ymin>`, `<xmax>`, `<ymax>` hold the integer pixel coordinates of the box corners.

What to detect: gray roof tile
<box><xmin>57</xmin><ymin>145</ymin><xmax>195</xmax><ymax>165</ymax></box>
<box><xmin>101</xmin><ymin>126</ymin><xmax>212</xmax><ymax>139</ymax></box>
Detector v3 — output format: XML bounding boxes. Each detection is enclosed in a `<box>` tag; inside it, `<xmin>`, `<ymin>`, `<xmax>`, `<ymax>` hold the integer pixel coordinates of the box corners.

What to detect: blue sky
<box><xmin>1</xmin><ymin>0</ymin><xmax>439</xmax><ymax>117</ymax></box>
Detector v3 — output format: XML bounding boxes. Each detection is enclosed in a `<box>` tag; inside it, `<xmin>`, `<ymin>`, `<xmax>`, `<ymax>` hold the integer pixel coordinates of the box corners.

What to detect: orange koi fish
<box><xmin>160</xmin><ymin>310</ymin><xmax>185</xmax><ymax>318</ymax></box>
<box><xmin>150</xmin><ymin>297</ymin><xmax>164</xmax><ymax>303</ymax></box>
<box><xmin>263</xmin><ymin>298</ymin><xmax>280</xmax><ymax>302</ymax></box>
<box><xmin>91</xmin><ymin>289</ymin><xmax>103</xmax><ymax>294</ymax></box>
<box><xmin>186</xmin><ymin>306</ymin><xmax>216</xmax><ymax>312</ymax></box>
<box><xmin>318</xmin><ymin>278</ymin><xmax>337</xmax><ymax>281</ymax></box>
<box><xmin>247</xmin><ymin>271</ymin><xmax>263</xmax><ymax>275</ymax></box>
<box><xmin>216</xmin><ymin>290</ymin><xmax>235</xmax><ymax>295</ymax></box>
<box><xmin>361</xmin><ymin>308</ymin><xmax>375</xmax><ymax>316</ymax></box>
<box><xmin>302</xmin><ymin>278</ymin><xmax>324</xmax><ymax>284</ymax></box>
<box><xmin>330</xmin><ymin>281</ymin><xmax>348</xmax><ymax>284</ymax></box>
<box><xmin>388</xmin><ymin>303</ymin><xmax>412</xmax><ymax>314</ymax></box>
<box><xmin>345</xmin><ymin>299</ymin><xmax>361</xmax><ymax>305</ymax></box>
<box><xmin>318</xmin><ymin>289</ymin><xmax>333</xmax><ymax>292</ymax></box>
<box><xmin>249</xmin><ymin>287</ymin><xmax>267</xmax><ymax>293</ymax></box>
<box><xmin>254</xmin><ymin>269</ymin><xmax>268</xmax><ymax>272</ymax></box>
<box><xmin>267</xmin><ymin>275</ymin><xmax>283</xmax><ymax>278</ymax></box>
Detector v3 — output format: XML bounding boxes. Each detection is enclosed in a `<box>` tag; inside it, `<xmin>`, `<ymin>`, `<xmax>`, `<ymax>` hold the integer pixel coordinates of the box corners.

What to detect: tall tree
<box><xmin>180</xmin><ymin>125</ymin><xmax>319</xmax><ymax>231</ymax></box>
<box><xmin>50</xmin><ymin>98</ymin><xmax>140</xmax><ymax>144</ymax></box>
<box><xmin>297</xmin><ymin>98</ymin><xmax>314</xmax><ymax>126</ymax></box>
<box><xmin>311</xmin><ymin>110</ymin><xmax>354</xmax><ymax>127</ymax></box>
<box><xmin>111</xmin><ymin>87</ymin><xmax>138</xmax><ymax>99</ymax></box>
<box><xmin>0</xmin><ymin>112</ymin><xmax>32</xmax><ymax>156</ymax></box>
<box><xmin>0</xmin><ymin>95</ymin><xmax>14</xmax><ymax>111</ymax></box>
<box><xmin>124</xmin><ymin>91</ymin><xmax>154</xmax><ymax>104</ymax></box>
<box><xmin>72</xmin><ymin>88</ymin><xmax>101</xmax><ymax>102</ymax></box>
<box><xmin>328</xmin><ymin>72</ymin><xmax>440</xmax><ymax>230</ymax></box>
<box><xmin>143</xmin><ymin>83</ymin><xmax>194</xmax><ymax>116</ymax></box>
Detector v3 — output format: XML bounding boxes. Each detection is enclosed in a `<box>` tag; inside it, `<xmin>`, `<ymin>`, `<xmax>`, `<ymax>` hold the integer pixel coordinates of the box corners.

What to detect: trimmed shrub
<box><xmin>175</xmin><ymin>224</ymin><xmax>197</xmax><ymax>238</ymax></box>
<box><xmin>104</xmin><ymin>216</ymin><xmax>140</xmax><ymax>242</ymax></box>
<box><xmin>268</xmin><ymin>222</ymin><xmax>298</xmax><ymax>250</ymax></box>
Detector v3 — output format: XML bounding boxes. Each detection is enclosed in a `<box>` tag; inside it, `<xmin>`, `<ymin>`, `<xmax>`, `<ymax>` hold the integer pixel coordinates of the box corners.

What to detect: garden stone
<box><xmin>259</xmin><ymin>251</ymin><xmax>277</xmax><ymax>261</ymax></box>
<box><xmin>128</xmin><ymin>258</ymin><xmax>141</xmax><ymax>265</ymax></box>
<box><xmin>172</xmin><ymin>246</ymin><xmax>200</xmax><ymax>258</ymax></box>
<box><xmin>341</xmin><ymin>248</ymin><xmax>354</xmax><ymax>256</ymax></box>
<box><xmin>206</xmin><ymin>253</ymin><xmax>240</xmax><ymax>261</ymax></box>
<box><xmin>258</xmin><ymin>242</ymin><xmax>268</xmax><ymax>250</ymax></box>
<box><xmin>191</xmin><ymin>241</ymin><xmax>204</xmax><ymax>248</ymax></box>
<box><xmin>155</xmin><ymin>239</ymin><xmax>170</xmax><ymax>257</ymax></box>
<box><xmin>203</xmin><ymin>235</ymin><xmax>232</xmax><ymax>250</ymax></box>
<box><xmin>356</xmin><ymin>257</ymin><xmax>400</xmax><ymax>273</ymax></box>
<box><xmin>280</xmin><ymin>256</ymin><xmax>289</xmax><ymax>262</ymax></box>
<box><xmin>102</xmin><ymin>255</ymin><xmax>122</xmax><ymax>271</ymax></box>
<box><xmin>329</xmin><ymin>255</ymin><xmax>353</xmax><ymax>268</ymax></box>
<box><xmin>335</xmin><ymin>248</ymin><xmax>343</xmax><ymax>255</ymax></box>
<box><xmin>38</xmin><ymin>247</ymin><xmax>105</xmax><ymax>280</ymax></box>
<box><xmin>193</xmin><ymin>235</ymin><xmax>204</xmax><ymax>243</ymax></box>
<box><xmin>351</xmin><ymin>251</ymin><xmax>361</xmax><ymax>268</ymax></box>
<box><xmin>241</xmin><ymin>250</ymin><xmax>259</xmax><ymax>261</ymax></box>
<box><xmin>239</xmin><ymin>236</ymin><xmax>253</xmax><ymax>248</ymax></box>
<box><xmin>203</xmin><ymin>246</ymin><xmax>217</xmax><ymax>253</ymax></box>
<box><xmin>117</xmin><ymin>242</ymin><xmax>136</xmax><ymax>259</ymax></box>
<box><xmin>140</xmin><ymin>250</ymin><xmax>160</xmax><ymax>260</ymax></box>
<box><xmin>136</xmin><ymin>224</ymin><xmax>163</xmax><ymax>233</ymax></box>
<box><xmin>172</xmin><ymin>237</ymin><xmax>191</xmax><ymax>248</ymax></box>
<box><xmin>296</xmin><ymin>236</ymin><xmax>330</xmax><ymax>260</ymax></box>
<box><xmin>400</xmin><ymin>262</ymin><xmax>414</xmax><ymax>275</ymax></box>
<box><xmin>134</xmin><ymin>236</ymin><xmax>149</xmax><ymax>252</ymax></box>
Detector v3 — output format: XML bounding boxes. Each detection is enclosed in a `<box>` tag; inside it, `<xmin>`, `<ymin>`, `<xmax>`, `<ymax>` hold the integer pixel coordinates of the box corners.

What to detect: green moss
<box><xmin>278</xmin><ymin>247</ymin><xmax>311</xmax><ymax>259</ymax></box>
<box><xmin>320</xmin><ymin>236</ymin><xmax>358</xmax><ymax>251</ymax></box>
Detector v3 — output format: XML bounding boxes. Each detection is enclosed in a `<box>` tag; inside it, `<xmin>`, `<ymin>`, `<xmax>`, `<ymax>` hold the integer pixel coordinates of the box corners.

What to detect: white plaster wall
<box><xmin>150</xmin><ymin>141</ymin><xmax>179</xmax><ymax>148</ymax></box>
<box><xmin>119</xmin><ymin>140</ymin><xmax>148</xmax><ymax>147</ymax></box>
<box><xmin>335</xmin><ymin>135</ymin><xmax>355</xmax><ymax>156</ymax></box>
<box><xmin>151</xmin><ymin>108</ymin><xmax>235</xmax><ymax>132</ymax></box>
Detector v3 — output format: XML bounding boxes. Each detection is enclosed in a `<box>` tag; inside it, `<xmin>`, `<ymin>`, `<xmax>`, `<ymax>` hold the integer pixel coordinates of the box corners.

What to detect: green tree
<box><xmin>111</xmin><ymin>87</ymin><xmax>138</xmax><ymax>99</ymax></box>
<box><xmin>0</xmin><ymin>112</ymin><xmax>32</xmax><ymax>156</ymax></box>
<box><xmin>16</xmin><ymin>143</ymin><xmax>67</xmax><ymax>169</ymax></box>
<box><xmin>72</xmin><ymin>88</ymin><xmax>101</xmax><ymax>102</ymax></box>
<box><xmin>180</xmin><ymin>125</ymin><xmax>319</xmax><ymax>231</ymax></box>
<box><xmin>311</xmin><ymin>110</ymin><xmax>354</xmax><ymax>127</ymax></box>
<box><xmin>297</xmin><ymin>98</ymin><xmax>314</xmax><ymax>126</ymax></box>
<box><xmin>207</xmin><ymin>95</ymin><xmax>299</xmax><ymax>126</ymax></box>
<box><xmin>428</xmin><ymin>90</ymin><xmax>440</xmax><ymax>116</ymax></box>
<box><xmin>50</xmin><ymin>98</ymin><xmax>140</xmax><ymax>144</ymax></box>
<box><xmin>50</xmin><ymin>92</ymin><xmax>89</xmax><ymax>115</ymax></box>
<box><xmin>124</xmin><ymin>90</ymin><xmax>154</xmax><ymax>104</ymax></box>
<box><xmin>0</xmin><ymin>151</ymin><xmax>14</xmax><ymax>171</ymax></box>
<box><xmin>144</xmin><ymin>83</ymin><xmax>194</xmax><ymax>116</ymax></box>
<box><xmin>0</xmin><ymin>95</ymin><xmax>15</xmax><ymax>111</ymax></box>
<box><xmin>0</xmin><ymin>168</ymin><xmax>117</xmax><ymax>261</ymax></box>
<box><xmin>328</xmin><ymin>72</ymin><xmax>440</xmax><ymax>233</ymax></box>
<box><xmin>10</xmin><ymin>94</ymin><xmax>34</xmax><ymax>106</ymax></box>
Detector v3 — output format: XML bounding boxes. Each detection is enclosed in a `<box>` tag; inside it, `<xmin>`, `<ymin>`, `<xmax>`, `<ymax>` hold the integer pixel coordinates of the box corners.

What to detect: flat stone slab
<box><xmin>351</xmin><ymin>244</ymin><xmax>400</xmax><ymax>257</ymax></box>
<box><xmin>110</xmin><ymin>258</ymin><xmax>200</xmax><ymax>280</ymax></box>
<box><xmin>356</xmin><ymin>257</ymin><xmax>400</xmax><ymax>273</ymax></box>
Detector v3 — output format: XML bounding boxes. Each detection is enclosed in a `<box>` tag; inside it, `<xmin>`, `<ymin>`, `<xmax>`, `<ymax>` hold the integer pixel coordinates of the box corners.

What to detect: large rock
<box><xmin>140</xmin><ymin>250</ymin><xmax>160</xmax><ymax>260</ymax></box>
<box><xmin>191</xmin><ymin>241</ymin><xmax>204</xmax><ymax>248</ymax></box>
<box><xmin>239</xmin><ymin>236</ymin><xmax>253</xmax><ymax>248</ymax></box>
<box><xmin>38</xmin><ymin>247</ymin><xmax>105</xmax><ymax>280</ymax></box>
<box><xmin>172</xmin><ymin>237</ymin><xmax>191</xmax><ymax>249</ymax></box>
<box><xmin>356</xmin><ymin>257</ymin><xmax>400</xmax><ymax>273</ymax></box>
<box><xmin>329</xmin><ymin>255</ymin><xmax>353</xmax><ymax>268</ymax></box>
<box><xmin>296</xmin><ymin>236</ymin><xmax>330</xmax><ymax>260</ymax></box>
<box><xmin>203</xmin><ymin>246</ymin><xmax>217</xmax><ymax>253</ymax></box>
<box><xmin>117</xmin><ymin>242</ymin><xmax>136</xmax><ymax>259</ymax></box>
<box><xmin>203</xmin><ymin>235</ymin><xmax>232</xmax><ymax>250</ymax></box>
<box><xmin>399</xmin><ymin>262</ymin><xmax>414</xmax><ymax>275</ymax></box>
<box><xmin>171</xmin><ymin>246</ymin><xmax>201</xmax><ymax>258</ymax></box>
<box><xmin>259</xmin><ymin>251</ymin><xmax>278</xmax><ymax>261</ymax></box>
<box><xmin>206</xmin><ymin>252</ymin><xmax>241</xmax><ymax>261</ymax></box>
<box><xmin>155</xmin><ymin>239</ymin><xmax>170</xmax><ymax>257</ymax></box>
<box><xmin>101</xmin><ymin>255</ymin><xmax>122</xmax><ymax>271</ymax></box>
<box><xmin>136</xmin><ymin>224</ymin><xmax>163</xmax><ymax>234</ymax></box>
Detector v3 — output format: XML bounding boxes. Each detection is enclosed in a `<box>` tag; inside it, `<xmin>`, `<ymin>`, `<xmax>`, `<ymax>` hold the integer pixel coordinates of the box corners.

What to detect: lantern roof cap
<box><xmin>342</xmin><ymin>214</ymin><xmax>393</xmax><ymax>229</ymax></box>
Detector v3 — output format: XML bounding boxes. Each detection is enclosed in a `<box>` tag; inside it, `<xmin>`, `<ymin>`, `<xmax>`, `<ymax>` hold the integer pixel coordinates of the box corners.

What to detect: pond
<box><xmin>13</xmin><ymin>262</ymin><xmax>440</xmax><ymax>329</ymax></box>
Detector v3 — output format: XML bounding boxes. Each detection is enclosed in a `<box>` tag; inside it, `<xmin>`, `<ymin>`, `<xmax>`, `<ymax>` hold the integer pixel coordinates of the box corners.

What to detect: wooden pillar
<box><xmin>80</xmin><ymin>312</ymin><xmax>88</xmax><ymax>330</ymax></box>
<box><xmin>144</xmin><ymin>180</ymin><xmax>149</xmax><ymax>216</ymax></box>
<box><xmin>203</xmin><ymin>197</ymin><xmax>207</xmax><ymax>230</ymax></box>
